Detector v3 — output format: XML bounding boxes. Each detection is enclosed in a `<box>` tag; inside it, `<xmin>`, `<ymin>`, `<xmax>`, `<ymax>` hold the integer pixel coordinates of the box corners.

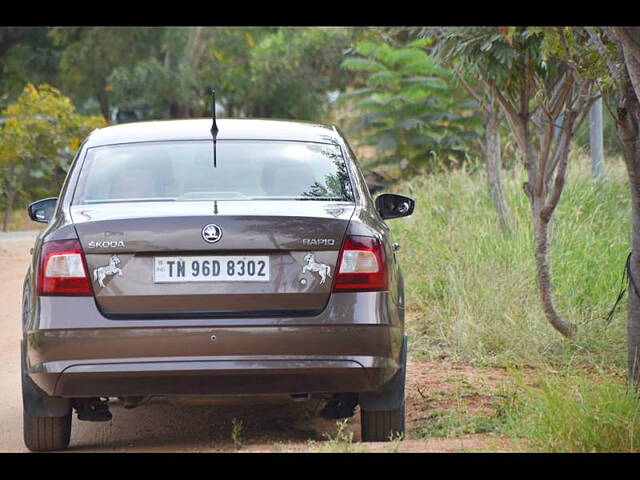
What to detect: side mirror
<box><xmin>28</xmin><ymin>197</ymin><xmax>58</xmax><ymax>224</ymax></box>
<box><xmin>375</xmin><ymin>193</ymin><xmax>415</xmax><ymax>220</ymax></box>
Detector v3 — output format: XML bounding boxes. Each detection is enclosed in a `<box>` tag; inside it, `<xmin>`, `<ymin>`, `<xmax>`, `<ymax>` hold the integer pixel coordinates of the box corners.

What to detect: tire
<box><xmin>360</xmin><ymin>402</ymin><xmax>405</xmax><ymax>442</ymax></box>
<box><xmin>23</xmin><ymin>410</ymin><xmax>72</xmax><ymax>452</ymax></box>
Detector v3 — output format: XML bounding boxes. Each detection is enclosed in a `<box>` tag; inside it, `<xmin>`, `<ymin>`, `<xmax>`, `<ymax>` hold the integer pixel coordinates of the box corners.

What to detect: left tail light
<box><xmin>38</xmin><ymin>239</ymin><xmax>93</xmax><ymax>296</ymax></box>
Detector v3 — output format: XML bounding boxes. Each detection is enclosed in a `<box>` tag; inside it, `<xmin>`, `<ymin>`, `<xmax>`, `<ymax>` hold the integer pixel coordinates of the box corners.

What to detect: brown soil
<box><xmin>0</xmin><ymin>238</ymin><xmax>522</xmax><ymax>452</ymax></box>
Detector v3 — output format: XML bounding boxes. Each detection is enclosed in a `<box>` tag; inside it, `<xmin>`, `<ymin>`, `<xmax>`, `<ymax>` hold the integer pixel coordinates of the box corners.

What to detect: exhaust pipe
<box><xmin>290</xmin><ymin>393</ymin><xmax>310</xmax><ymax>403</ymax></box>
<box><xmin>122</xmin><ymin>395</ymin><xmax>152</xmax><ymax>409</ymax></box>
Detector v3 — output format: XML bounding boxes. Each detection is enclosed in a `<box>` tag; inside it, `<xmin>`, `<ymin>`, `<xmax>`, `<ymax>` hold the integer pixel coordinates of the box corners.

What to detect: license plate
<box><xmin>154</xmin><ymin>256</ymin><xmax>270</xmax><ymax>282</ymax></box>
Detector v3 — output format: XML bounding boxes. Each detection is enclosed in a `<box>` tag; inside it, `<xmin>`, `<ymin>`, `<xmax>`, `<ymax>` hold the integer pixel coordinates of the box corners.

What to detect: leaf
<box><xmin>355</xmin><ymin>41</ymin><xmax>379</xmax><ymax>56</ymax></box>
<box><xmin>396</xmin><ymin>117</ymin><xmax>426</xmax><ymax>129</ymax></box>
<box><xmin>389</xmin><ymin>48</ymin><xmax>428</xmax><ymax>67</ymax></box>
<box><xmin>406</xmin><ymin>38</ymin><xmax>431</xmax><ymax>49</ymax></box>
<box><xmin>367</xmin><ymin>71</ymin><xmax>401</xmax><ymax>88</ymax></box>
<box><xmin>340</xmin><ymin>57</ymin><xmax>386</xmax><ymax>72</ymax></box>
<box><xmin>376</xmin><ymin>133</ymin><xmax>398</xmax><ymax>152</ymax></box>
<box><xmin>337</xmin><ymin>88</ymin><xmax>376</xmax><ymax>102</ymax></box>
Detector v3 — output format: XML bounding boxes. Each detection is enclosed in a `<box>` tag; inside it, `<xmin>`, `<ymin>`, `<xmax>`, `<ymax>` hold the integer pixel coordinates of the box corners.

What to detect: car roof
<box><xmin>85</xmin><ymin>118</ymin><xmax>342</xmax><ymax>148</ymax></box>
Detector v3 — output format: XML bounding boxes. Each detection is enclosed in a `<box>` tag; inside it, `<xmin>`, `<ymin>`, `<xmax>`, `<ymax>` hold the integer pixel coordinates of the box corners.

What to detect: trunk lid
<box><xmin>71</xmin><ymin>200</ymin><xmax>354</xmax><ymax>317</ymax></box>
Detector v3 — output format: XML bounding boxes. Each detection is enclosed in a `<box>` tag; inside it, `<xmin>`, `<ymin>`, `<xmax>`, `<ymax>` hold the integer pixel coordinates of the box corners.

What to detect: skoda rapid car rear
<box><xmin>21</xmin><ymin>119</ymin><xmax>415</xmax><ymax>451</ymax></box>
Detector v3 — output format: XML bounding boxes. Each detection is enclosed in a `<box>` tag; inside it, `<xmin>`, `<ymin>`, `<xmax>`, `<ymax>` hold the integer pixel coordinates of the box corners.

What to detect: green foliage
<box><xmin>418</xmin><ymin>409</ymin><xmax>505</xmax><ymax>438</ymax></box>
<box><xmin>340</xmin><ymin>38</ymin><xmax>481</xmax><ymax>175</ymax></box>
<box><xmin>247</xmin><ymin>28</ymin><xmax>353</xmax><ymax>120</ymax></box>
<box><xmin>392</xmin><ymin>156</ymin><xmax>629</xmax><ymax>368</ymax></box>
<box><xmin>50</xmin><ymin>27</ymin><xmax>162</xmax><ymax>118</ymax></box>
<box><xmin>230</xmin><ymin>417</ymin><xmax>243</xmax><ymax>449</ymax></box>
<box><xmin>432</xmin><ymin>27</ymin><xmax>558</xmax><ymax>110</ymax></box>
<box><xmin>199</xmin><ymin>28</ymin><xmax>274</xmax><ymax>118</ymax></box>
<box><xmin>0</xmin><ymin>27</ymin><xmax>62</xmax><ymax>107</ymax></box>
<box><xmin>312</xmin><ymin>419</ymin><xmax>364</xmax><ymax>452</ymax></box>
<box><xmin>504</xmin><ymin>375</ymin><xmax>639</xmax><ymax>452</ymax></box>
<box><xmin>0</xmin><ymin>83</ymin><xmax>105</xmax><ymax>228</ymax></box>
<box><xmin>59</xmin><ymin>26</ymin><xmax>357</xmax><ymax>122</ymax></box>
<box><xmin>109</xmin><ymin>27</ymin><xmax>217</xmax><ymax>120</ymax></box>
<box><xmin>539</xmin><ymin>27</ymin><xmax>618</xmax><ymax>89</ymax></box>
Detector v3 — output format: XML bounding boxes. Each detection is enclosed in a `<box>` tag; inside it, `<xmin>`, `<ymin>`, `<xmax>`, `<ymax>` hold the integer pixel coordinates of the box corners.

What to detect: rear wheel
<box><xmin>360</xmin><ymin>401</ymin><xmax>405</xmax><ymax>442</ymax></box>
<box><xmin>23</xmin><ymin>411</ymin><xmax>71</xmax><ymax>452</ymax></box>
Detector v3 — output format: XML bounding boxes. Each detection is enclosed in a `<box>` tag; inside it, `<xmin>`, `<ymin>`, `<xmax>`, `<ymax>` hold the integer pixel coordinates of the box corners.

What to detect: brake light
<box><xmin>333</xmin><ymin>235</ymin><xmax>388</xmax><ymax>292</ymax></box>
<box><xmin>38</xmin><ymin>239</ymin><xmax>92</xmax><ymax>296</ymax></box>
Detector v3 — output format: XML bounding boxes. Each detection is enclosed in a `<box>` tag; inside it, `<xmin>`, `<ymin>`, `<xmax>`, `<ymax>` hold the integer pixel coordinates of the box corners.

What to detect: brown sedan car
<box><xmin>21</xmin><ymin>119</ymin><xmax>415</xmax><ymax>451</ymax></box>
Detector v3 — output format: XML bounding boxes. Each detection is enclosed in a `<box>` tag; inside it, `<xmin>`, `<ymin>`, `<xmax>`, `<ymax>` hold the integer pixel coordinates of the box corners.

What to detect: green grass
<box><xmin>390</xmin><ymin>154</ymin><xmax>635</xmax><ymax>451</ymax></box>
<box><xmin>417</xmin><ymin>409</ymin><xmax>506</xmax><ymax>438</ymax></box>
<box><xmin>504</xmin><ymin>375</ymin><xmax>640</xmax><ymax>452</ymax></box>
<box><xmin>390</xmin><ymin>155</ymin><xmax>630</xmax><ymax>370</ymax></box>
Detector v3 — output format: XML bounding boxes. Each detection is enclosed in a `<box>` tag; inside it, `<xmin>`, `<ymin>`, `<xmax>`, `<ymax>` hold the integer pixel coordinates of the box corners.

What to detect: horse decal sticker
<box><xmin>93</xmin><ymin>254</ymin><xmax>123</xmax><ymax>288</ymax></box>
<box><xmin>302</xmin><ymin>253</ymin><xmax>331</xmax><ymax>284</ymax></box>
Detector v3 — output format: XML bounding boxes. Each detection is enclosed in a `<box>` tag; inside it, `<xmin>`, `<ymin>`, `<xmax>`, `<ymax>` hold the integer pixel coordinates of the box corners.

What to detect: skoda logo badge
<box><xmin>202</xmin><ymin>224</ymin><xmax>222</xmax><ymax>244</ymax></box>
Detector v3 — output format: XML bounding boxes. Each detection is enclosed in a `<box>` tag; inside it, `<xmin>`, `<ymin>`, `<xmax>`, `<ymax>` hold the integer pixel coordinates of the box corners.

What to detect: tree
<box><xmin>109</xmin><ymin>27</ymin><xmax>355</xmax><ymax>121</ymax></box>
<box><xmin>611</xmin><ymin>27</ymin><xmax>640</xmax><ymax>386</ymax></box>
<box><xmin>339</xmin><ymin>37</ymin><xmax>481</xmax><ymax>175</ymax></box>
<box><xmin>434</xmin><ymin>28</ymin><xmax>598</xmax><ymax>338</ymax></box>
<box><xmin>247</xmin><ymin>28</ymin><xmax>354</xmax><ymax>120</ymax></box>
<box><xmin>50</xmin><ymin>27</ymin><xmax>162</xmax><ymax>120</ymax></box>
<box><xmin>544</xmin><ymin>26</ymin><xmax>640</xmax><ymax>385</ymax></box>
<box><xmin>109</xmin><ymin>27</ymin><xmax>217</xmax><ymax>120</ymax></box>
<box><xmin>0</xmin><ymin>84</ymin><xmax>105</xmax><ymax>230</ymax></box>
<box><xmin>198</xmin><ymin>27</ymin><xmax>275</xmax><ymax>118</ymax></box>
<box><xmin>0</xmin><ymin>27</ymin><xmax>61</xmax><ymax>107</ymax></box>
<box><xmin>583</xmin><ymin>27</ymin><xmax>640</xmax><ymax>385</ymax></box>
<box><xmin>430</xmin><ymin>28</ymin><xmax>513</xmax><ymax>233</ymax></box>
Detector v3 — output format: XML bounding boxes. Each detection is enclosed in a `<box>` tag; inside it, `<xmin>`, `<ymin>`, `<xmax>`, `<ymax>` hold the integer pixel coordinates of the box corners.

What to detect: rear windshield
<box><xmin>72</xmin><ymin>140</ymin><xmax>354</xmax><ymax>204</ymax></box>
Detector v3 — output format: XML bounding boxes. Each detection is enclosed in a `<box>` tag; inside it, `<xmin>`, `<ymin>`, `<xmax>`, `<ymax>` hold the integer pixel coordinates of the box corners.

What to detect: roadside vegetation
<box><xmin>504</xmin><ymin>375</ymin><xmax>639</xmax><ymax>452</ymax></box>
<box><xmin>393</xmin><ymin>154</ymin><xmax>629</xmax><ymax>370</ymax></box>
<box><xmin>386</xmin><ymin>154</ymin><xmax>634</xmax><ymax>451</ymax></box>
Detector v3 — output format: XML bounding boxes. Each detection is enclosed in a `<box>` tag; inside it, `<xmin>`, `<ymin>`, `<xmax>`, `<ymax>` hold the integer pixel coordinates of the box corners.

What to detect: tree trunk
<box><xmin>96</xmin><ymin>89</ymin><xmax>110</xmax><ymax>122</ymax></box>
<box><xmin>169</xmin><ymin>102</ymin><xmax>190</xmax><ymax>119</ymax></box>
<box><xmin>531</xmin><ymin>196</ymin><xmax>575</xmax><ymax>338</ymax></box>
<box><xmin>484</xmin><ymin>105</ymin><xmax>512</xmax><ymax>234</ymax></box>
<box><xmin>523</xmin><ymin>110</ymin><xmax>575</xmax><ymax>339</ymax></box>
<box><xmin>2</xmin><ymin>187</ymin><xmax>17</xmax><ymax>232</ymax></box>
<box><xmin>618</xmin><ymin>77</ymin><xmax>640</xmax><ymax>386</ymax></box>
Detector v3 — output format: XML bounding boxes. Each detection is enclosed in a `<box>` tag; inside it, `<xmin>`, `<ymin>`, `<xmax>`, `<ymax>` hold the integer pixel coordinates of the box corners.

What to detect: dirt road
<box><xmin>0</xmin><ymin>236</ymin><xmax>517</xmax><ymax>452</ymax></box>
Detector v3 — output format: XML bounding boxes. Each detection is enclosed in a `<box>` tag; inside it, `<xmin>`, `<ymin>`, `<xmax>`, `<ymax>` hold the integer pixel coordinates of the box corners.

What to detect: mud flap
<box><xmin>358</xmin><ymin>333</ymin><xmax>407</xmax><ymax>411</ymax></box>
<box><xmin>21</xmin><ymin>341</ymin><xmax>71</xmax><ymax>417</ymax></box>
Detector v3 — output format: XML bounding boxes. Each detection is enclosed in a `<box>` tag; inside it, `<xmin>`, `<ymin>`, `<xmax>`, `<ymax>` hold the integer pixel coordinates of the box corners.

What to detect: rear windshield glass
<box><xmin>72</xmin><ymin>140</ymin><xmax>354</xmax><ymax>204</ymax></box>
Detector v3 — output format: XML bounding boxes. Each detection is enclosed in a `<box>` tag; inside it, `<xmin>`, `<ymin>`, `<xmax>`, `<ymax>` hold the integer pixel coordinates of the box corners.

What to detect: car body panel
<box><xmin>84</xmin><ymin>118</ymin><xmax>342</xmax><ymax>147</ymax></box>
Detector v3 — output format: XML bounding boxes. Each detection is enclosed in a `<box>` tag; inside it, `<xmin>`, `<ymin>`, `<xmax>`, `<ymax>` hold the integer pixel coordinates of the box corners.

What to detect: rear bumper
<box><xmin>33</xmin><ymin>355</ymin><xmax>393</xmax><ymax>398</ymax></box>
<box><xmin>26</xmin><ymin>292</ymin><xmax>404</xmax><ymax>398</ymax></box>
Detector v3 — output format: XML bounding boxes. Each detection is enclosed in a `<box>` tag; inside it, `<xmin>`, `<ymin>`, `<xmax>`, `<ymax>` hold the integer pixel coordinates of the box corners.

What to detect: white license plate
<box><xmin>154</xmin><ymin>256</ymin><xmax>270</xmax><ymax>282</ymax></box>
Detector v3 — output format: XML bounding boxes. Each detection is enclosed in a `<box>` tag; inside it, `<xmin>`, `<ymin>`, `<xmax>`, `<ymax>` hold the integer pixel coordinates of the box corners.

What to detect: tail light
<box><xmin>38</xmin><ymin>239</ymin><xmax>93</xmax><ymax>296</ymax></box>
<box><xmin>333</xmin><ymin>235</ymin><xmax>388</xmax><ymax>292</ymax></box>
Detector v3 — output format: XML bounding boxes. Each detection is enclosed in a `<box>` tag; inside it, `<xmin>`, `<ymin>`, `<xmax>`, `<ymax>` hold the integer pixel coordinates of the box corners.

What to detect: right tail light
<box><xmin>333</xmin><ymin>235</ymin><xmax>388</xmax><ymax>292</ymax></box>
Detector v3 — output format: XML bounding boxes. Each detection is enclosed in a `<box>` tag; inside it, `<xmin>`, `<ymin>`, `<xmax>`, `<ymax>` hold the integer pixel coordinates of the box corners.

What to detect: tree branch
<box><xmin>542</xmin><ymin>116</ymin><xmax>574</xmax><ymax>222</ymax></box>
<box><xmin>454</xmin><ymin>70</ymin><xmax>487</xmax><ymax>115</ymax></box>
<box><xmin>493</xmin><ymin>83</ymin><xmax>526</xmax><ymax>151</ymax></box>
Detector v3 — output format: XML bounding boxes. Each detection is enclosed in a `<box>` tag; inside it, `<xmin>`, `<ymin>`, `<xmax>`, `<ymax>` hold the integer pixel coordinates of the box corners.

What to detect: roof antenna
<box><xmin>210</xmin><ymin>88</ymin><xmax>219</xmax><ymax>168</ymax></box>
